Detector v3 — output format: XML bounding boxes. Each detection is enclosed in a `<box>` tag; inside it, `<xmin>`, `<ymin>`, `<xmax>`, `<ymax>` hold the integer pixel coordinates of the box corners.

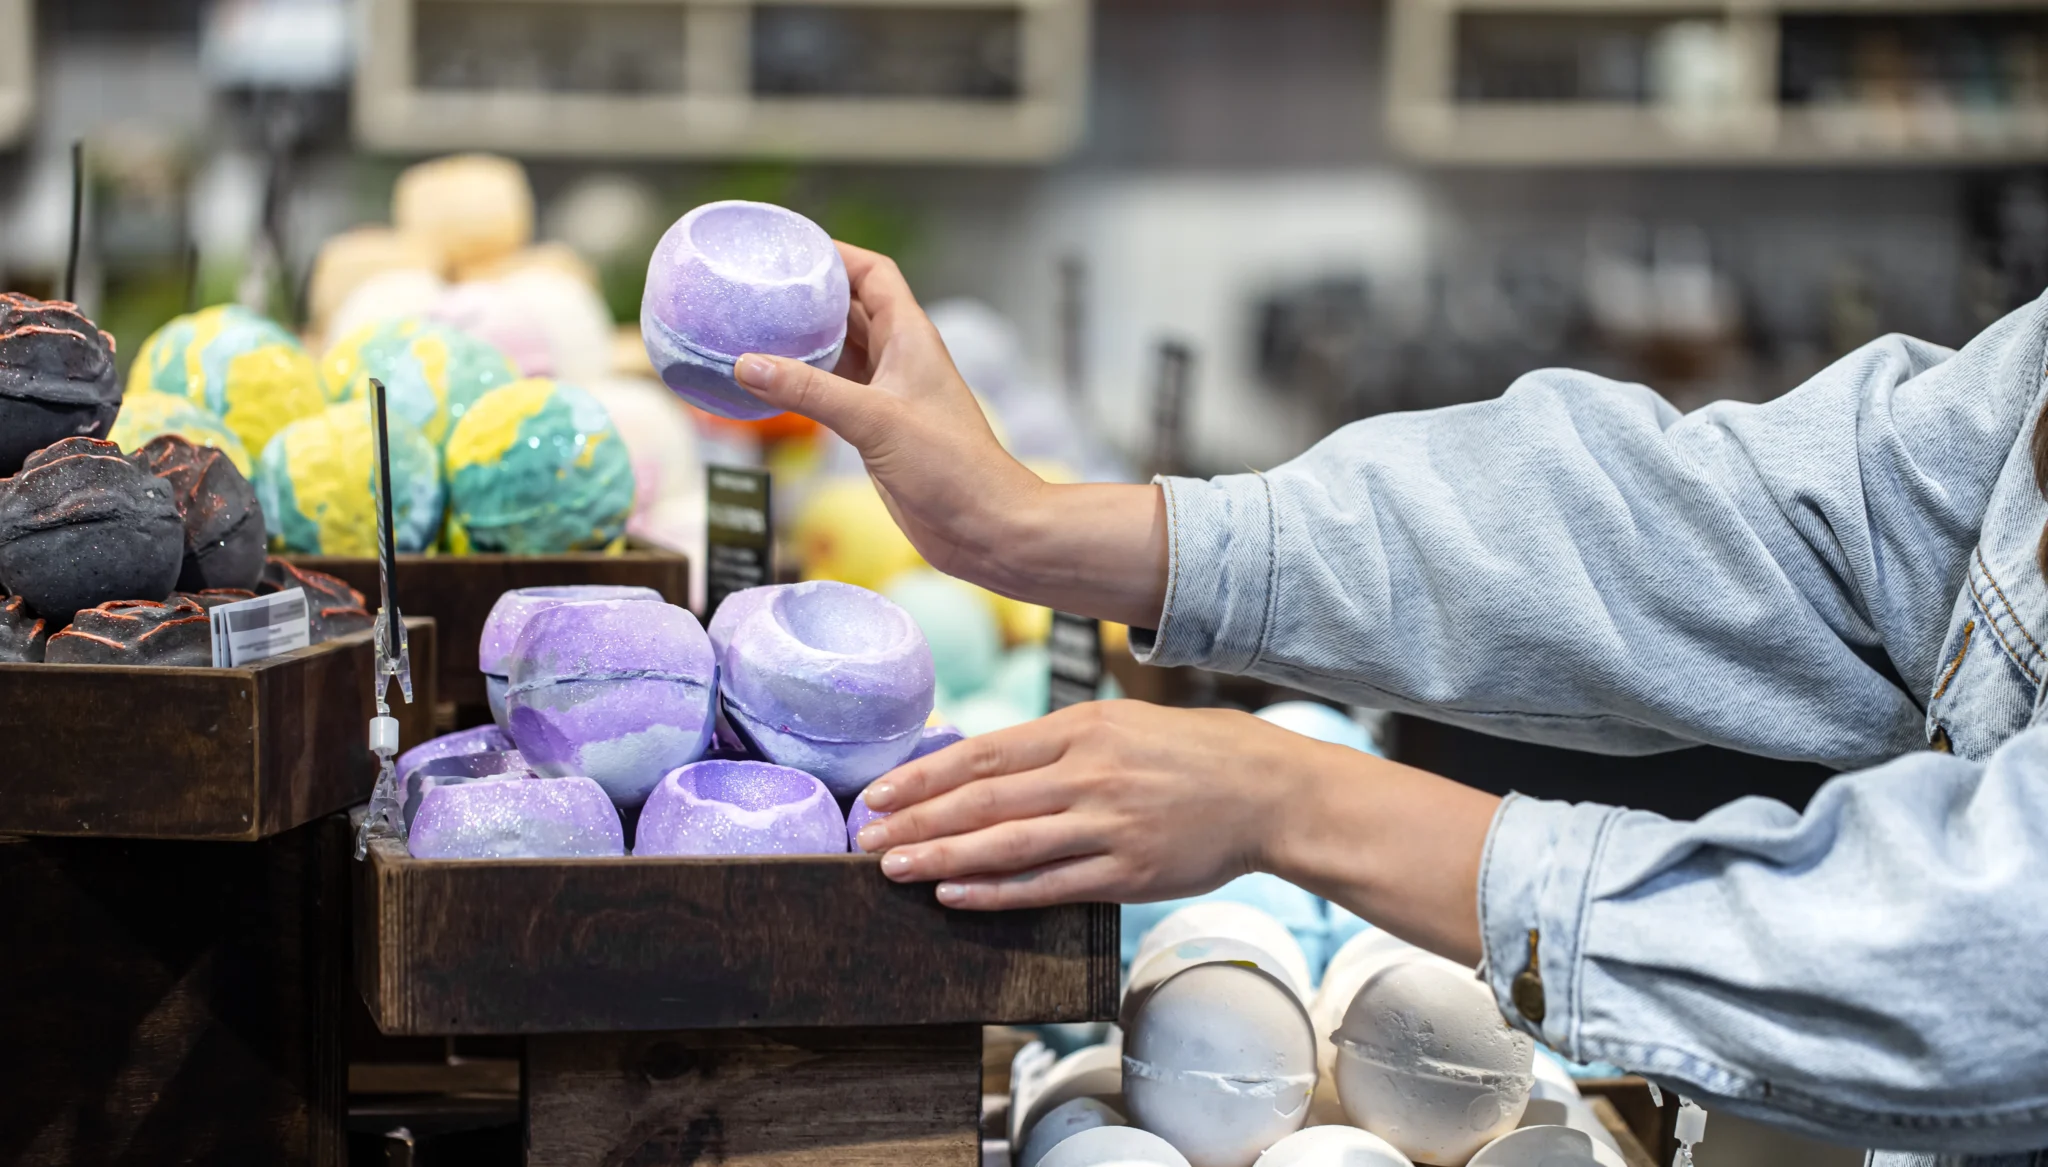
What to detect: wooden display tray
<box><xmin>0</xmin><ymin>618</ymin><xmax>435</xmax><ymax>841</ymax></box>
<box><xmin>285</xmin><ymin>550</ymin><xmax>688</xmax><ymax>712</ymax></box>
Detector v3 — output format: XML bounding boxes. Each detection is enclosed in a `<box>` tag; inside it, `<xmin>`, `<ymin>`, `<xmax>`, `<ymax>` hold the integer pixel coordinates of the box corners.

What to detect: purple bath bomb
<box><xmin>706</xmin><ymin>583</ymin><xmax>783</xmax><ymax>668</ymax></box>
<box><xmin>396</xmin><ymin>724</ymin><xmax>515</xmax><ymax>785</ymax></box>
<box><xmin>847</xmin><ymin>725</ymin><xmax>966</xmax><ymax>851</ymax></box>
<box><xmin>479</xmin><ymin>585</ymin><xmax>664</xmax><ymax>729</ymax></box>
<box><xmin>401</xmin><ymin>748</ymin><xmax>530</xmax><ymax>831</ymax></box>
<box><xmin>639</xmin><ymin>201</ymin><xmax>849</xmax><ymax>421</ymax></box>
<box><xmin>635</xmin><ymin>759</ymin><xmax>845</xmax><ymax>857</ymax></box>
<box><xmin>505</xmin><ymin>600</ymin><xmax>716</xmax><ymax>809</ymax></box>
<box><xmin>720</xmin><ymin>580</ymin><xmax>935</xmax><ymax>798</ymax></box>
<box><xmin>408</xmin><ymin>775</ymin><xmax>625</xmax><ymax>860</ymax></box>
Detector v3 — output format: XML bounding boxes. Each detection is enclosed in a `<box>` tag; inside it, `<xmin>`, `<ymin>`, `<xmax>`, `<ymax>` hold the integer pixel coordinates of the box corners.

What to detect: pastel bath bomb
<box><xmin>582</xmin><ymin>375</ymin><xmax>703</xmax><ymax>537</ymax></box>
<box><xmin>882</xmin><ymin>568</ymin><xmax>1001</xmax><ymax>700</ymax></box>
<box><xmin>719</xmin><ymin>580</ymin><xmax>936</xmax><ymax>798</ymax></box>
<box><xmin>635</xmin><ymin>759</ymin><xmax>845</xmax><ymax>857</ymax></box>
<box><xmin>391</xmin><ymin>153</ymin><xmax>532</xmax><ymax>271</ymax></box>
<box><xmin>505</xmin><ymin>600</ymin><xmax>716</xmax><ymax>808</ymax></box>
<box><xmin>444</xmin><ymin>378</ymin><xmax>635</xmax><ymax>554</ymax></box>
<box><xmin>396</xmin><ymin>724</ymin><xmax>516</xmax><ymax>786</ymax></box>
<box><xmin>110</xmin><ymin>390</ymin><xmax>254</xmax><ymax>476</ymax></box>
<box><xmin>640</xmin><ymin>200</ymin><xmax>850</xmax><ymax>421</ymax></box>
<box><xmin>401</xmin><ymin>748</ymin><xmax>530</xmax><ymax>832</ymax></box>
<box><xmin>129</xmin><ymin>305</ymin><xmax>325</xmax><ymax>459</ymax></box>
<box><xmin>479</xmin><ymin>585</ymin><xmax>664</xmax><ymax>729</ymax></box>
<box><xmin>0</xmin><ymin>438</ymin><xmax>183</xmax><ymax>621</ymax></box>
<box><xmin>255</xmin><ymin>400</ymin><xmax>443</xmax><ymax>554</ymax></box>
<box><xmin>321</xmin><ymin>317</ymin><xmax>520</xmax><ymax>444</ymax></box>
<box><xmin>408</xmin><ymin>775</ymin><xmax>625</xmax><ymax>860</ymax></box>
<box><xmin>131</xmin><ymin>434</ymin><xmax>267</xmax><ymax>593</ymax></box>
<box><xmin>848</xmin><ymin>725</ymin><xmax>964</xmax><ymax>851</ymax></box>
<box><xmin>0</xmin><ymin>295</ymin><xmax>121</xmax><ymax>475</ymax></box>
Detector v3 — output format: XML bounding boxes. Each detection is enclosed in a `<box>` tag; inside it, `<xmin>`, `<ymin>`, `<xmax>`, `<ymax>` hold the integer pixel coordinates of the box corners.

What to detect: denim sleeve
<box><xmin>1136</xmin><ymin>296</ymin><xmax>2048</xmax><ymax>771</ymax></box>
<box><xmin>1480</xmin><ymin>728</ymin><xmax>2048</xmax><ymax>1154</ymax></box>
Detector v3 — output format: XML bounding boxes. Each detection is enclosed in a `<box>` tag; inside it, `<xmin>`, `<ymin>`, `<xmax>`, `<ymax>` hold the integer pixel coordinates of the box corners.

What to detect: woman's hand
<box><xmin>735</xmin><ymin>243</ymin><xmax>1170</xmax><ymax>630</ymax></box>
<box><xmin>855</xmin><ymin>699</ymin><xmax>1503</xmax><ymax>964</ymax></box>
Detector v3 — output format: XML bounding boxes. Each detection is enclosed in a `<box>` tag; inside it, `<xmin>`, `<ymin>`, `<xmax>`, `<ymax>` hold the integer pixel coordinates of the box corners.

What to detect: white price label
<box><xmin>209</xmin><ymin>588</ymin><xmax>313</xmax><ymax>668</ymax></box>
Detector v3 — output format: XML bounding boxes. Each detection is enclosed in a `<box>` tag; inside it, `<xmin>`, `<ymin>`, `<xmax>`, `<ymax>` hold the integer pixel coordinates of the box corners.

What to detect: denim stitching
<box><xmin>1476</xmin><ymin>793</ymin><xmax>1514</xmax><ymax>1023</ymax></box>
<box><xmin>1967</xmin><ymin>570</ymin><xmax>2040</xmax><ymax>684</ymax></box>
<box><xmin>1153</xmin><ymin>477</ymin><xmax>1183</xmax><ymax>659</ymax></box>
<box><xmin>1976</xmin><ymin>547</ymin><xmax>2043</xmax><ymax>665</ymax></box>
<box><xmin>1932</xmin><ymin>620</ymin><xmax>1975</xmax><ymax>701</ymax></box>
<box><xmin>1250</xmin><ymin>471</ymin><xmax>1278</xmax><ymax>673</ymax></box>
<box><xmin>1568</xmin><ymin>806</ymin><xmax>1622</xmax><ymax>1058</ymax></box>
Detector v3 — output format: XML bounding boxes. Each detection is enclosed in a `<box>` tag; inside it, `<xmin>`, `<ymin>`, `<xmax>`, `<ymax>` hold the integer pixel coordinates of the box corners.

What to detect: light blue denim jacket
<box><xmin>1134</xmin><ymin>291</ymin><xmax>2048</xmax><ymax>1161</ymax></box>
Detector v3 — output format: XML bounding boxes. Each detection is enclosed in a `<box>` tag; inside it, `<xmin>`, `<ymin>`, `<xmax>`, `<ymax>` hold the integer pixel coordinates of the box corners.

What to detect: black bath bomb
<box><xmin>46</xmin><ymin>596</ymin><xmax>211</xmax><ymax>667</ymax></box>
<box><xmin>0</xmin><ymin>294</ymin><xmax>121</xmax><ymax>476</ymax></box>
<box><xmin>176</xmin><ymin>588</ymin><xmax>256</xmax><ymax>612</ymax></box>
<box><xmin>0</xmin><ymin>437</ymin><xmax>183</xmax><ymax>622</ymax></box>
<box><xmin>132</xmin><ymin>434</ymin><xmax>267</xmax><ymax>592</ymax></box>
<box><xmin>0</xmin><ymin>594</ymin><xmax>49</xmax><ymax>662</ymax></box>
<box><xmin>257</xmin><ymin>557</ymin><xmax>374</xmax><ymax>643</ymax></box>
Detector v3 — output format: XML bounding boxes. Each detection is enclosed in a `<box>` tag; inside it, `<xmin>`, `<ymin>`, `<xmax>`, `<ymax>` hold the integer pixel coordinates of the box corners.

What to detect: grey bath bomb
<box><xmin>46</xmin><ymin>596</ymin><xmax>211</xmax><ymax>667</ymax></box>
<box><xmin>0</xmin><ymin>294</ymin><xmax>121</xmax><ymax>476</ymax></box>
<box><xmin>0</xmin><ymin>594</ymin><xmax>50</xmax><ymax>662</ymax></box>
<box><xmin>0</xmin><ymin>437</ymin><xmax>183</xmax><ymax>622</ymax></box>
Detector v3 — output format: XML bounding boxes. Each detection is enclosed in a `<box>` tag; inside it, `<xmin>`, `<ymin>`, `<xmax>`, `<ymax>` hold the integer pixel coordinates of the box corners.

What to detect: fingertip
<box><xmin>862</xmin><ymin>780</ymin><xmax>896</xmax><ymax>812</ymax></box>
<box><xmin>734</xmin><ymin>353</ymin><xmax>778</xmax><ymax>393</ymax></box>
<box><xmin>935</xmin><ymin>882</ymin><xmax>968</xmax><ymax>906</ymax></box>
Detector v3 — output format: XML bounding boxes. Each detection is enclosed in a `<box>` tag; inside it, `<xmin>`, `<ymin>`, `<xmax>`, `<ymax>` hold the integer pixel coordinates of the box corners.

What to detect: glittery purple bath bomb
<box><xmin>639</xmin><ymin>201</ymin><xmax>849</xmax><ymax>422</ymax></box>
<box><xmin>402</xmin><ymin>748</ymin><xmax>529</xmax><ymax>831</ymax></box>
<box><xmin>397</xmin><ymin>724</ymin><xmax>514</xmax><ymax>784</ymax></box>
<box><xmin>635</xmin><ymin>759</ymin><xmax>845</xmax><ymax>857</ymax></box>
<box><xmin>706</xmin><ymin>583</ymin><xmax>783</xmax><ymax>667</ymax></box>
<box><xmin>408</xmin><ymin>775</ymin><xmax>625</xmax><ymax>860</ymax></box>
<box><xmin>848</xmin><ymin>725</ymin><xmax>964</xmax><ymax>851</ymax></box>
<box><xmin>480</xmin><ymin>585</ymin><xmax>664</xmax><ymax>729</ymax></box>
<box><xmin>505</xmin><ymin>600</ymin><xmax>716</xmax><ymax>809</ymax></box>
<box><xmin>720</xmin><ymin>580</ymin><xmax>936</xmax><ymax>798</ymax></box>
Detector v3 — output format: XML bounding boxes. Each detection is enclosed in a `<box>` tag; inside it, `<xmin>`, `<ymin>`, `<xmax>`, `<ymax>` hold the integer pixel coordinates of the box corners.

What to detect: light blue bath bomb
<box><xmin>881</xmin><ymin>568</ymin><xmax>1002</xmax><ymax>702</ymax></box>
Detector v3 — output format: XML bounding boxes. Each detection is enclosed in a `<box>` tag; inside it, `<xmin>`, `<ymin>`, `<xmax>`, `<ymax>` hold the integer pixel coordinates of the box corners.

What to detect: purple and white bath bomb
<box><xmin>706</xmin><ymin>583</ymin><xmax>783</xmax><ymax>666</ymax></box>
<box><xmin>408</xmin><ymin>775</ymin><xmax>625</xmax><ymax>859</ymax></box>
<box><xmin>639</xmin><ymin>201</ymin><xmax>850</xmax><ymax>421</ymax></box>
<box><xmin>504</xmin><ymin>600</ymin><xmax>717</xmax><ymax>809</ymax></box>
<box><xmin>402</xmin><ymin>748</ymin><xmax>530</xmax><ymax>832</ymax></box>
<box><xmin>635</xmin><ymin>759</ymin><xmax>846</xmax><ymax>857</ymax></box>
<box><xmin>719</xmin><ymin>580</ymin><xmax>936</xmax><ymax>798</ymax></box>
<box><xmin>479</xmin><ymin>585</ymin><xmax>665</xmax><ymax>729</ymax></box>
<box><xmin>396</xmin><ymin>724</ymin><xmax>515</xmax><ymax>785</ymax></box>
<box><xmin>848</xmin><ymin>725</ymin><xmax>965</xmax><ymax>851</ymax></box>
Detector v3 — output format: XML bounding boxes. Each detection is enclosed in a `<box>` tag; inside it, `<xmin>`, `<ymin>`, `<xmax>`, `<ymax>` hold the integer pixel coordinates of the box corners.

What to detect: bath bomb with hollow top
<box><xmin>408</xmin><ymin>775</ymin><xmax>624</xmax><ymax>860</ymax></box>
<box><xmin>443</xmin><ymin>378</ymin><xmax>635</xmax><ymax>554</ymax></box>
<box><xmin>479</xmin><ymin>585</ymin><xmax>665</xmax><ymax>729</ymax></box>
<box><xmin>0</xmin><ymin>437</ymin><xmax>183</xmax><ymax>621</ymax></box>
<box><xmin>46</xmin><ymin>597</ymin><xmax>212</xmax><ymax>667</ymax></box>
<box><xmin>1334</xmin><ymin>958</ymin><xmax>1535</xmax><ymax>1166</ymax></box>
<box><xmin>322</xmin><ymin>317</ymin><xmax>521</xmax><ymax>445</ymax></box>
<box><xmin>1123</xmin><ymin>962</ymin><xmax>1316</xmax><ymax>1167</ymax></box>
<box><xmin>0</xmin><ymin>294</ymin><xmax>121</xmax><ymax>475</ymax></box>
<box><xmin>640</xmin><ymin>200</ymin><xmax>850</xmax><ymax>421</ymax></box>
<box><xmin>0</xmin><ymin>594</ymin><xmax>50</xmax><ymax>662</ymax></box>
<box><xmin>505</xmin><ymin>600</ymin><xmax>717</xmax><ymax>808</ymax></box>
<box><xmin>255</xmin><ymin>400</ymin><xmax>443</xmax><ymax>554</ymax></box>
<box><xmin>719</xmin><ymin>580</ymin><xmax>936</xmax><ymax>798</ymax></box>
<box><xmin>1018</xmin><ymin>1098</ymin><xmax>1128</xmax><ymax>1167</ymax></box>
<box><xmin>110</xmin><ymin>390</ymin><xmax>255</xmax><ymax>476</ymax></box>
<box><xmin>1253</xmin><ymin>1126</ymin><xmax>1413</xmax><ymax>1167</ymax></box>
<box><xmin>634</xmin><ymin>759</ymin><xmax>846</xmax><ymax>857</ymax></box>
<box><xmin>398</xmin><ymin>724</ymin><xmax>516</xmax><ymax>785</ymax></box>
<box><xmin>847</xmin><ymin>725</ymin><xmax>964</xmax><ymax>850</ymax></box>
<box><xmin>392</xmin><ymin>153</ymin><xmax>533</xmax><ymax>271</ymax></box>
<box><xmin>129</xmin><ymin>305</ymin><xmax>324</xmax><ymax>460</ymax></box>
<box><xmin>401</xmin><ymin>749</ymin><xmax>530</xmax><ymax>832</ymax></box>
<box><xmin>131</xmin><ymin>434</ymin><xmax>267</xmax><ymax>593</ymax></box>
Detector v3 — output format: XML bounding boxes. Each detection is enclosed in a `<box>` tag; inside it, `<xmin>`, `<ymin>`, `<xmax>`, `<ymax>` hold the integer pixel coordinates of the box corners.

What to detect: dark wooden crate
<box><xmin>0</xmin><ymin>618</ymin><xmax>435</xmax><ymax>841</ymax></box>
<box><xmin>285</xmin><ymin>551</ymin><xmax>688</xmax><ymax>710</ymax></box>
<box><xmin>357</xmin><ymin>838</ymin><xmax>1119</xmax><ymax>1036</ymax></box>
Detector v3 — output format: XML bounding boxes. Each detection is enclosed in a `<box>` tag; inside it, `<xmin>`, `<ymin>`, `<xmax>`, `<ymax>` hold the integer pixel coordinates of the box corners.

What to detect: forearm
<box><xmin>972</xmin><ymin>480</ymin><xmax>1169</xmax><ymax>632</ymax></box>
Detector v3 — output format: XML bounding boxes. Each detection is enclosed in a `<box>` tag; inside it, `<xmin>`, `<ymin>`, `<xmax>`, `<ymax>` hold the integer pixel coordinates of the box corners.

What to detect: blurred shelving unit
<box><xmin>1387</xmin><ymin>0</ymin><xmax>2048</xmax><ymax>164</ymax></box>
<box><xmin>356</xmin><ymin>0</ymin><xmax>1089</xmax><ymax>160</ymax></box>
<box><xmin>0</xmin><ymin>0</ymin><xmax>32</xmax><ymax>147</ymax></box>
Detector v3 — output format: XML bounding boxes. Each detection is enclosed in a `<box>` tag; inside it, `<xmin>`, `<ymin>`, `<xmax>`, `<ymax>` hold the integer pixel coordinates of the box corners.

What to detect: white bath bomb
<box><xmin>1310</xmin><ymin>929</ymin><xmax>1426</xmax><ymax>1123</ymax></box>
<box><xmin>1253</xmin><ymin>1126</ymin><xmax>1414</xmax><ymax>1167</ymax></box>
<box><xmin>1465</xmin><ymin>1126</ymin><xmax>1625</xmax><ymax>1167</ymax></box>
<box><xmin>307</xmin><ymin>226</ymin><xmax>446</xmax><ymax>340</ymax></box>
<box><xmin>1019</xmin><ymin>1097</ymin><xmax>1127</xmax><ymax>1167</ymax></box>
<box><xmin>1038</xmin><ymin>1126</ymin><xmax>1190</xmax><ymax>1167</ymax></box>
<box><xmin>1124</xmin><ymin>963</ymin><xmax>1316</xmax><ymax>1167</ymax></box>
<box><xmin>392</xmin><ymin>153</ymin><xmax>533</xmax><ymax>270</ymax></box>
<box><xmin>325</xmin><ymin>268</ymin><xmax>448</xmax><ymax>354</ymax></box>
<box><xmin>1014</xmin><ymin>1041</ymin><xmax>1125</xmax><ymax>1146</ymax></box>
<box><xmin>1334</xmin><ymin>960</ymin><xmax>1535</xmax><ymax>1166</ymax></box>
<box><xmin>1132</xmin><ymin>901</ymin><xmax>1313</xmax><ymax>1003</ymax></box>
<box><xmin>582</xmin><ymin>374</ymin><xmax>704</xmax><ymax>531</ymax></box>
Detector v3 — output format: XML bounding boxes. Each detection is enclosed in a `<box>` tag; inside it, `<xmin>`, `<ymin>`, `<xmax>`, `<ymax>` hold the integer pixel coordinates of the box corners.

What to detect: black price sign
<box><xmin>1047</xmin><ymin>610</ymin><xmax>1104</xmax><ymax>712</ymax></box>
<box><xmin>705</xmin><ymin>465</ymin><xmax>772</xmax><ymax>622</ymax></box>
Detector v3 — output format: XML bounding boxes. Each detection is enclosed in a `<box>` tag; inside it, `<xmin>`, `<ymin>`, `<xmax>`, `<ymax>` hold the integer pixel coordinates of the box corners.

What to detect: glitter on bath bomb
<box><xmin>128</xmin><ymin>305</ymin><xmax>324</xmax><ymax>460</ymax></box>
<box><xmin>0</xmin><ymin>437</ymin><xmax>183</xmax><ymax>622</ymax></box>
<box><xmin>320</xmin><ymin>317</ymin><xmax>521</xmax><ymax>445</ymax></box>
<box><xmin>257</xmin><ymin>557</ymin><xmax>373</xmax><ymax>642</ymax></box>
<box><xmin>131</xmin><ymin>434</ymin><xmax>267</xmax><ymax>593</ymax></box>
<box><xmin>110</xmin><ymin>390</ymin><xmax>255</xmax><ymax>477</ymax></box>
<box><xmin>720</xmin><ymin>580</ymin><xmax>936</xmax><ymax>799</ymax></box>
<box><xmin>505</xmin><ymin>600</ymin><xmax>716</xmax><ymax>809</ymax></box>
<box><xmin>847</xmin><ymin>725</ymin><xmax>963</xmax><ymax>851</ymax></box>
<box><xmin>46</xmin><ymin>597</ymin><xmax>212</xmax><ymax>667</ymax></box>
<box><xmin>255</xmin><ymin>400</ymin><xmax>444</xmax><ymax>555</ymax></box>
<box><xmin>397</xmin><ymin>724</ymin><xmax>515</xmax><ymax>787</ymax></box>
<box><xmin>479</xmin><ymin>585</ymin><xmax>663</xmax><ymax>730</ymax></box>
<box><xmin>408</xmin><ymin>775</ymin><xmax>625</xmax><ymax>860</ymax></box>
<box><xmin>0</xmin><ymin>595</ymin><xmax>49</xmax><ymax>662</ymax></box>
<box><xmin>635</xmin><ymin>759</ymin><xmax>845</xmax><ymax>857</ymax></box>
<box><xmin>443</xmin><ymin>378</ymin><xmax>634</xmax><ymax>554</ymax></box>
<box><xmin>0</xmin><ymin>295</ymin><xmax>122</xmax><ymax>475</ymax></box>
<box><xmin>639</xmin><ymin>200</ymin><xmax>850</xmax><ymax>421</ymax></box>
<box><xmin>401</xmin><ymin>748</ymin><xmax>530</xmax><ymax>832</ymax></box>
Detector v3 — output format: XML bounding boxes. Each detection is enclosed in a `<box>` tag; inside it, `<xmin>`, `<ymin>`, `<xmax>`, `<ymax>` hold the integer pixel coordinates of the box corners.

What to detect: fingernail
<box><xmin>936</xmin><ymin>883</ymin><xmax>967</xmax><ymax>905</ymax></box>
<box><xmin>863</xmin><ymin>781</ymin><xmax>895</xmax><ymax>810</ymax></box>
<box><xmin>734</xmin><ymin>354</ymin><xmax>777</xmax><ymax>391</ymax></box>
<box><xmin>880</xmin><ymin>852</ymin><xmax>913</xmax><ymax>877</ymax></box>
<box><xmin>855</xmin><ymin>824</ymin><xmax>887</xmax><ymax>853</ymax></box>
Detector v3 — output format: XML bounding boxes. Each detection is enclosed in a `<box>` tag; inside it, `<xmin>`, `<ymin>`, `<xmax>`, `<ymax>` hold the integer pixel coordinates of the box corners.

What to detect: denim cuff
<box><xmin>1478</xmin><ymin>792</ymin><xmax>1622</xmax><ymax>1057</ymax></box>
<box><xmin>1130</xmin><ymin>472</ymin><xmax>1275</xmax><ymax>673</ymax></box>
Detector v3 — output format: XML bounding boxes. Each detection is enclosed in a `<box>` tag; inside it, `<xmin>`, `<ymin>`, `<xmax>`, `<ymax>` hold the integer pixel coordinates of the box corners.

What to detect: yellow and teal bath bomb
<box><xmin>444</xmin><ymin>378</ymin><xmax>634</xmax><ymax>554</ymax></box>
<box><xmin>129</xmin><ymin>304</ymin><xmax>325</xmax><ymax>459</ymax></box>
<box><xmin>255</xmin><ymin>400</ymin><xmax>445</xmax><ymax>555</ymax></box>
<box><xmin>108</xmin><ymin>390</ymin><xmax>255</xmax><ymax>477</ymax></box>
<box><xmin>321</xmin><ymin>318</ymin><xmax>520</xmax><ymax>443</ymax></box>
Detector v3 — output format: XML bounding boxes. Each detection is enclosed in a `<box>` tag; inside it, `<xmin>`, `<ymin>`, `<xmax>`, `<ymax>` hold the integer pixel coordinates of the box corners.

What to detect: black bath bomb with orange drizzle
<box><xmin>0</xmin><ymin>593</ymin><xmax>49</xmax><ymax>662</ymax></box>
<box><xmin>0</xmin><ymin>436</ymin><xmax>183</xmax><ymax>622</ymax></box>
<box><xmin>0</xmin><ymin>294</ymin><xmax>121</xmax><ymax>475</ymax></box>
<box><xmin>131</xmin><ymin>433</ymin><xmax>267</xmax><ymax>592</ymax></box>
<box><xmin>257</xmin><ymin>557</ymin><xmax>374</xmax><ymax>642</ymax></box>
<box><xmin>46</xmin><ymin>596</ymin><xmax>211</xmax><ymax>667</ymax></box>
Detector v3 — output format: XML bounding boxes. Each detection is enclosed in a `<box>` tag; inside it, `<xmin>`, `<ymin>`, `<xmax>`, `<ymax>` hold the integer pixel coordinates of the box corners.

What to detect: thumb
<box><xmin>734</xmin><ymin>353</ymin><xmax>892</xmax><ymax>448</ymax></box>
